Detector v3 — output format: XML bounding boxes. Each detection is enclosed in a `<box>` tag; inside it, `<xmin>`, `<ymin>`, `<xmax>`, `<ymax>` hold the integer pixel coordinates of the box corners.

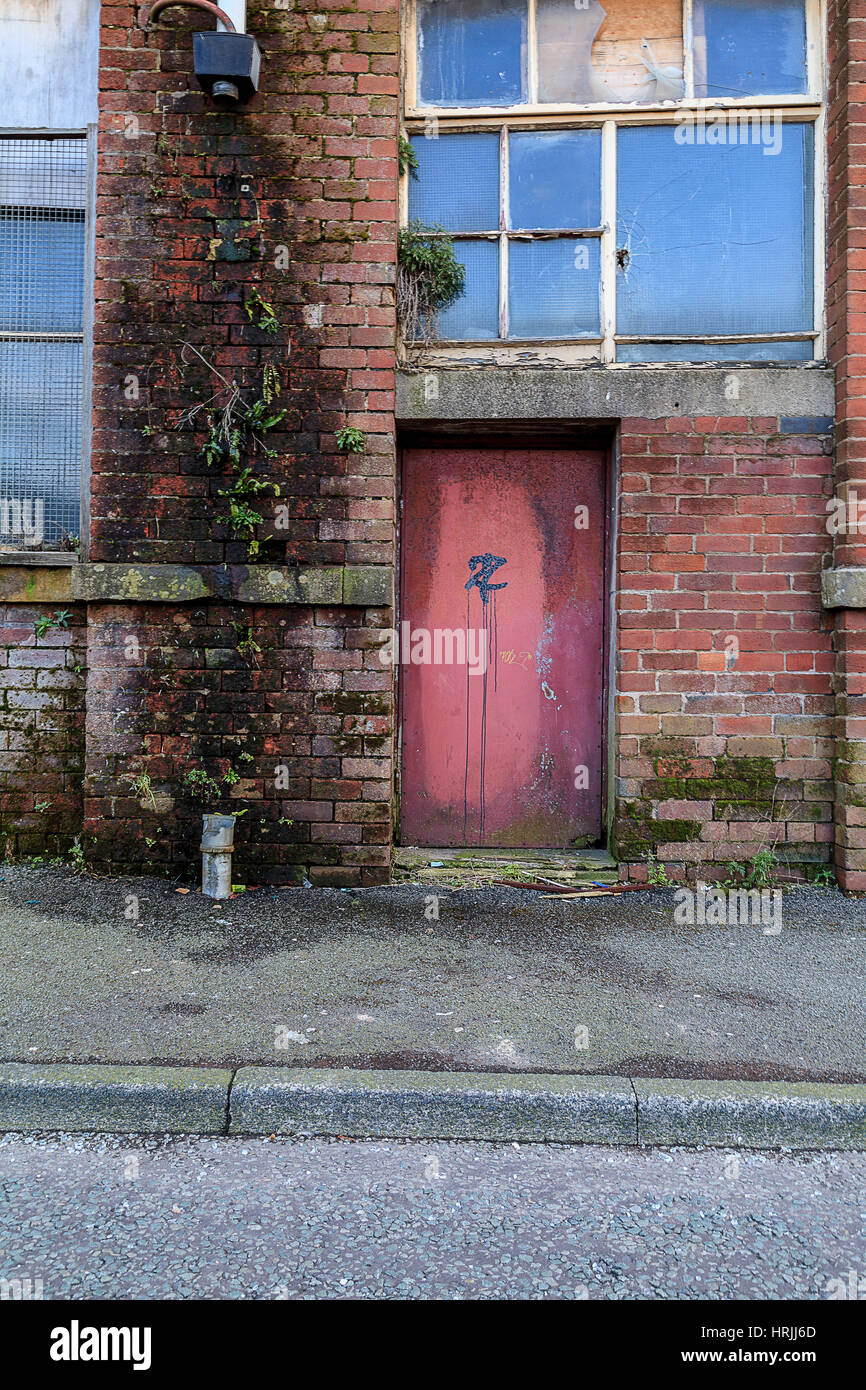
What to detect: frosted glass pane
<box><xmin>418</xmin><ymin>0</ymin><xmax>527</xmax><ymax>107</ymax></box>
<box><xmin>617</xmin><ymin>340</ymin><xmax>813</xmax><ymax>362</ymax></box>
<box><xmin>537</xmin><ymin>0</ymin><xmax>684</xmax><ymax>104</ymax></box>
<box><xmin>0</xmin><ymin>341</ymin><xmax>82</xmax><ymax>543</ymax></box>
<box><xmin>509</xmin><ymin>130</ymin><xmax>601</xmax><ymax>230</ymax></box>
<box><xmin>694</xmin><ymin>0</ymin><xmax>807</xmax><ymax>99</ymax></box>
<box><xmin>616</xmin><ymin>124</ymin><xmax>813</xmax><ymax>336</ymax></box>
<box><xmin>0</xmin><ymin>217</ymin><xmax>85</xmax><ymax>333</ymax></box>
<box><xmin>408</xmin><ymin>132</ymin><xmax>499</xmax><ymax>232</ymax></box>
<box><xmin>508</xmin><ymin>239</ymin><xmax>601</xmax><ymax>338</ymax></box>
<box><xmin>437</xmin><ymin>240</ymin><xmax>499</xmax><ymax>339</ymax></box>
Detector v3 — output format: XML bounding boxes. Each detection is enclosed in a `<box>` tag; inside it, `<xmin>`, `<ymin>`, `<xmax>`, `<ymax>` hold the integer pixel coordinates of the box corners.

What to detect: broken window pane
<box><xmin>537</xmin><ymin>0</ymin><xmax>684</xmax><ymax>105</ymax></box>
<box><xmin>436</xmin><ymin>240</ymin><xmax>500</xmax><ymax>339</ymax></box>
<box><xmin>616</xmin><ymin>123</ymin><xmax>814</xmax><ymax>337</ymax></box>
<box><xmin>617</xmin><ymin>340</ymin><xmax>813</xmax><ymax>362</ymax></box>
<box><xmin>694</xmin><ymin>0</ymin><xmax>808</xmax><ymax>100</ymax></box>
<box><xmin>509</xmin><ymin>238</ymin><xmax>601</xmax><ymax>337</ymax></box>
<box><xmin>509</xmin><ymin>129</ymin><xmax>602</xmax><ymax>229</ymax></box>
<box><xmin>408</xmin><ymin>132</ymin><xmax>499</xmax><ymax>231</ymax></box>
<box><xmin>418</xmin><ymin>0</ymin><xmax>528</xmax><ymax>107</ymax></box>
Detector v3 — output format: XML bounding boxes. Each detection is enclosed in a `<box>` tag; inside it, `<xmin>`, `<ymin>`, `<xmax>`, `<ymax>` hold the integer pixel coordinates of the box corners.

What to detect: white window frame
<box><xmin>401</xmin><ymin>0</ymin><xmax>827</xmax><ymax>365</ymax></box>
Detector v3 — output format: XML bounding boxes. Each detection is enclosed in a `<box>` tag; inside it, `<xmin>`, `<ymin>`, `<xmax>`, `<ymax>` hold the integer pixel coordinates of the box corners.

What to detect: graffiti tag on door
<box><xmin>464</xmin><ymin>553</ymin><xmax>508</xmax><ymax>840</ymax></box>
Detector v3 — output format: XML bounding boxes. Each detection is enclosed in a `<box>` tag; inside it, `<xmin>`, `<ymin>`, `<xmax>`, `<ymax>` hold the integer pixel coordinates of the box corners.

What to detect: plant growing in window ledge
<box><xmin>397</xmin><ymin>221</ymin><xmax>466</xmax><ymax>354</ymax></box>
<box><xmin>398</xmin><ymin>135</ymin><xmax>419</xmax><ymax>179</ymax></box>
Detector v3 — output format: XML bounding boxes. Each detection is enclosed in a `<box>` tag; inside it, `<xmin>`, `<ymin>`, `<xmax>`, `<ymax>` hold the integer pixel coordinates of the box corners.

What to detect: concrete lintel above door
<box><xmin>396</xmin><ymin>366</ymin><xmax>834</xmax><ymax>426</ymax></box>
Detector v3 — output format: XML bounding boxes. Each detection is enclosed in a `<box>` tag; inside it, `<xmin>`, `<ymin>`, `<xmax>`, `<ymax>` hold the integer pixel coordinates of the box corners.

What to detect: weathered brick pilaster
<box><xmin>827</xmin><ymin>0</ymin><xmax>866</xmax><ymax>888</ymax></box>
<box><xmin>84</xmin><ymin>0</ymin><xmax>399</xmax><ymax>883</ymax></box>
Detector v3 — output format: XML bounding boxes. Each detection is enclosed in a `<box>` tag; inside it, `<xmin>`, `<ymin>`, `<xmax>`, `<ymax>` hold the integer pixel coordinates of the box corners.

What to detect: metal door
<box><xmin>400</xmin><ymin>445</ymin><xmax>607</xmax><ymax>847</ymax></box>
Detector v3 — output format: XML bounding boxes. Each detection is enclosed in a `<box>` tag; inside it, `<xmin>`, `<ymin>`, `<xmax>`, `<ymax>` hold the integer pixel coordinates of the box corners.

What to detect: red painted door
<box><xmin>400</xmin><ymin>446</ymin><xmax>606</xmax><ymax>847</ymax></box>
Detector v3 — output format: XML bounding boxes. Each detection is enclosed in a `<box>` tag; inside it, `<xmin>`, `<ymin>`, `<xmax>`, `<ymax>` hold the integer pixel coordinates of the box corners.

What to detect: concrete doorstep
<box><xmin>0</xmin><ymin>1063</ymin><xmax>864</xmax><ymax>1149</ymax></box>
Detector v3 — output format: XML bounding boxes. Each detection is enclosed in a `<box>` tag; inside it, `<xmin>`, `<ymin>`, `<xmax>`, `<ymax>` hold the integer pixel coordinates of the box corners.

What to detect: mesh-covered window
<box><xmin>0</xmin><ymin>137</ymin><xmax>86</xmax><ymax>551</ymax></box>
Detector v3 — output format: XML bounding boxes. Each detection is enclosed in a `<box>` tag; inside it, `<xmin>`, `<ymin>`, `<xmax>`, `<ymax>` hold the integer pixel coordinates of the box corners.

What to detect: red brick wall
<box><xmin>82</xmin><ymin>600</ymin><xmax>391</xmax><ymax>883</ymax></box>
<box><xmin>615</xmin><ymin>415</ymin><xmax>836</xmax><ymax>882</ymax></box>
<box><xmin>0</xmin><ymin>605</ymin><xmax>86</xmax><ymax>862</ymax></box>
<box><xmin>0</xmin><ymin>3</ymin><xmax>853</xmax><ymax>884</ymax></box>
<box><xmin>93</xmin><ymin>0</ymin><xmax>397</xmax><ymax>567</ymax></box>
<box><xmin>81</xmin><ymin>0</ymin><xmax>398</xmax><ymax>883</ymax></box>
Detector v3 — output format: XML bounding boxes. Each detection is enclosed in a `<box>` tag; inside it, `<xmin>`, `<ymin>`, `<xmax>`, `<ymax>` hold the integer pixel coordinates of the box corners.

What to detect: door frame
<box><xmin>395</xmin><ymin>427</ymin><xmax>618</xmax><ymax>852</ymax></box>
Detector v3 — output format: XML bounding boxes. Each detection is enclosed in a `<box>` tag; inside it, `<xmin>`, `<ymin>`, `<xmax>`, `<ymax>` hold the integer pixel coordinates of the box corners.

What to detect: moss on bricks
<box><xmin>612</xmin><ymin>803</ymin><xmax>701</xmax><ymax>861</ymax></box>
<box><xmin>644</xmin><ymin>756</ymin><xmax>777</xmax><ymax>809</ymax></box>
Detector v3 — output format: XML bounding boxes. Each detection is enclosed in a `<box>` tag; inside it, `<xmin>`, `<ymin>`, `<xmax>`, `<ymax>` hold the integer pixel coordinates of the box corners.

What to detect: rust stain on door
<box><xmin>400</xmin><ymin>446</ymin><xmax>607</xmax><ymax>847</ymax></box>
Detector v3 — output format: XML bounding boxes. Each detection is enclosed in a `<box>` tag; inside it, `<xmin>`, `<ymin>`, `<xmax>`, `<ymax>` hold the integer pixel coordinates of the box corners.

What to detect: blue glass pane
<box><xmin>408</xmin><ymin>132</ymin><xmax>499</xmax><ymax>232</ymax></box>
<box><xmin>509</xmin><ymin>130</ymin><xmax>601</xmax><ymax>230</ymax></box>
<box><xmin>0</xmin><ymin>215</ymin><xmax>85</xmax><ymax>333</ymax></box>
<box><xmin>616</xmin><ymin>124</ymin><xmax>813</xmax><ymax>336</ymax></box>
<box><xmin>617</xmin><ymin>340</ymin><xmax>813</xmax><ymax>363</ymax></box>
<box><xmin>437</xmin><ymin>240</ymin><xmax>499</xmax><ymax>339</ymax></box>
<box><xmin>508</xmin><ymin>239</ymin><xmax>600</xmax><ymax>338</ymax></box>
<box><xmin>418</xmin><ymin>0</ymin><xmax>527</xmax><ymax>107</ymax></box>
<box><xmin>694</xmin><ymin>0</ymin><xmax>807</xmax><ymax>99</ymax></box>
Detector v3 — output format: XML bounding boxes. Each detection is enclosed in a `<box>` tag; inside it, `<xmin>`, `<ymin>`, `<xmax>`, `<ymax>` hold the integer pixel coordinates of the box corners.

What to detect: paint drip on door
<box><xmin>463</xmin><ymin>552</ymin><xmax>507</xmax><ymax>841</ymax></box>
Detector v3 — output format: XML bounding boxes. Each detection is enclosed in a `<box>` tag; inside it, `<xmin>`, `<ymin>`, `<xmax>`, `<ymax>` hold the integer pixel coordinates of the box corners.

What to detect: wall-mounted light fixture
<box><xmin>145</xmin><ymin>1</ymin><xmax>261</xmax><ymax>105</ymax></box>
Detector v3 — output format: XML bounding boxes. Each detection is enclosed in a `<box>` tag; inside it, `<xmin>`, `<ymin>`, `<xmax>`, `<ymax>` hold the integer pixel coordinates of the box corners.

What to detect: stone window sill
<box><xmin>0</xmin><ymin>552</ymin><xmax>79</xmax><ymax>566</ymax></box>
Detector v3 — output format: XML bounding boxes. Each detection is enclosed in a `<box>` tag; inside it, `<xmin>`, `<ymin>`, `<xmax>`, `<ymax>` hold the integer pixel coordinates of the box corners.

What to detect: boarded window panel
<box><xmin>617</xmin><ymin>340</ymin><xmax>813</xmax><ymax>362</ymax></box>
<box><xmin>616</xmin><ymin>124</ymin><xmax>813</xmax><ymax>337</ymax></box>
<box><xmin>694</xmin><ymin>0</ymin><xmax>808</xmax><ymax>99</ymax></box>
<box><xmin>509</xmin><ymin>130</ymin><xmax>602</xmax><ymax>230</ymax></box>
<box><xmin>537</xmin><ymin>0</ymin><xmax>684</xmax><ymax>105</ymax></box>
<box><xmin>436</xmin><ymin>240</ymin><xmax>500</xmax><ymax>339</ymax></box>
<box><xmin>418</xmin><ymin>0</ymin><xmax>527</xmax><ymax>107</ymax></box>
<box><xmin>508</xmin><ymin>239</ymin><xmax>601</xmax><ymax>338</ymax></box>
<box><xmin>408</xmin><ymin>132</ymin><xmax>500</xmax><ymax>232</ymax></box>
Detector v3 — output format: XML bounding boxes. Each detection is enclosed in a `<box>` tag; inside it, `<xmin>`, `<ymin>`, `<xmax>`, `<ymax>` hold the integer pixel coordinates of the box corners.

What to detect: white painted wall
<box><xmin>0</xmin><ymin>0</ymin><xmax>100</xmax><ymax>129</ymax></box>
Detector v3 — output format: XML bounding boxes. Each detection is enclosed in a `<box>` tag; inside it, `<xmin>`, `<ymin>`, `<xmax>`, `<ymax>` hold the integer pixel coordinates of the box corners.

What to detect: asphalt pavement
<box><xmin>1</xmin><ymin>1131</ymin><xmax>863</xmax><ymax>1300</ymax></box>
<box><xmin>0</xmin><ymin>867</ymin><xmax>862</xmax><ymax>1080</ymax></box>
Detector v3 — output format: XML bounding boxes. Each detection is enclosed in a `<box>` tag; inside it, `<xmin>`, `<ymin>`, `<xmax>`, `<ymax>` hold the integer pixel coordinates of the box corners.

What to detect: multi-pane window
<box><xmin>0</xmin><ymin>137</ymin><xmax>87</xmax><ymax>550</ymax></box>
<box><xmin>404</xmin><ymin>0</ymin><xmax>823</xmax><ymax>361</ymax></box>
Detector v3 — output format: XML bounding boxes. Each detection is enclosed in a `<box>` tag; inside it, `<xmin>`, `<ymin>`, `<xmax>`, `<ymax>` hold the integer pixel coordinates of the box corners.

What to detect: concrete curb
<box><xmin>0</xmin><ymin>1064</ymin><xmax>232</xmax><ymax>1134</ymax></box>
<box><xmin>0</xmin><ymin>1064</ymin><xmax>864</xmax><ymax>1147</ymax></box>
<box><xmin>229</xmin><ymin>1068</ymin><xmax>638</xmax><ymax>1143</ymax></box>
<box><xmin>634</xmin><ymin>1078</ymin><xmax>866</xmax><ymax>1150</ymax></box>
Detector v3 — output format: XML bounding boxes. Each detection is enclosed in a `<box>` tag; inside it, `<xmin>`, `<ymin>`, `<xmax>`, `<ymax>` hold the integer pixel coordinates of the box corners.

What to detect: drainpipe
<box><xmin>147</xmin><ymin>0</ymin><xmax>246</xmax><ymax>30</ymax></box>
<box><xmin>201</xmin><ymin>813</ymin><xmax>235</xmax><ymax>899</ymax></box>
<box><xmin>216</xmin><ymin>1</ymin><xmax>246</xmax><ymax>31</ymax></box>
<box><xmin>148</xmin><ymin>1</ymin><xmax>238</xmax><ymax>28</ymax></box>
